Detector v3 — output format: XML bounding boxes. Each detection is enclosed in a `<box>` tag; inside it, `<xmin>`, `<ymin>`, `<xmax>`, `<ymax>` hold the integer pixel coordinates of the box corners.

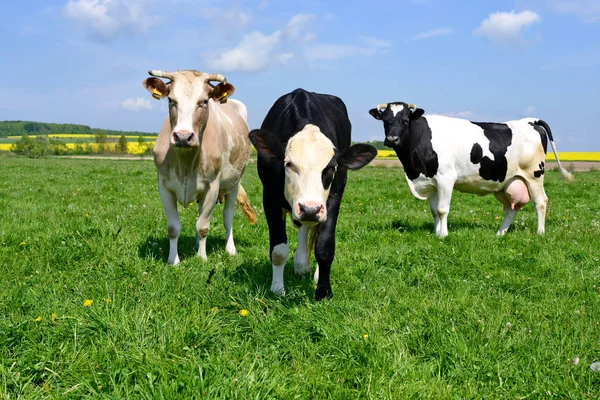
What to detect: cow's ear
<box><xmin>410</xmin><ymin>108</ymin><xmax>425</xmax><ymax>120</ymax></box>
<box><xmin>369</xmin><ymin>108</ymin><xmax>383</xmax><ymax>120</ymax></box>
<box><xmin>337</xmin><ymin>143</ymin><xmax>377</xmax><ymax>170</ymax></box>
<box><xmin>249</xmin><ymin>129</ymin><xmax>283</xmax><ymax>160</ymax></box>
<box><xmin>211</xmin><ymin>83</ymin><xmax>235</xmax><ymax>104</ymax></box>
<box><xmin>143</xmin><ymin>78</ymin><xmax>169</xmax><ymax>100</ymax></box>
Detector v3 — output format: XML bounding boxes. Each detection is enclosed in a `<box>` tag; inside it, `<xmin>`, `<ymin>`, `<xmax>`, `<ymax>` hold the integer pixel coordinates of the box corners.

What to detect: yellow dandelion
<box><xmin>211</xmin><ymin>307</ymin><xmax>219</xmax><ymax>312</ymax></box>
<box><xmin>84</xmin><ymin>213</ymin><xmax>89</xmax><ymax>218</ymax></box>
<box><xmin>363</xmin><ymin>334</ymin><xmax>369</xmax><ymax>339</ymax></box>
<box><xmin>239</xmin><ymin>309</ymin><xmax>249</xmax><ymax>317</ymax></box>
<box><xmin>51</xmin><ymin>313</ymin><xmax>57</xmax><ymax>324</ymax></box>
<box><xmin>83</xmin><ymin>299</ymin><xmax>93</xmax><ymax>307</ymax></box>
<box><xmin>103</xmin><ymin>297</ymin><xmax>112</xmax><ymax>303</ymax></box>
<box><xmin>34</xmin><ymin>316</ymin><xmax>42</xmax><ymax>322</ymax></box>
<box><xmin>20</xmin><ymin>242</ymin><xmax>26</xmax><ymax>246</ymax></box>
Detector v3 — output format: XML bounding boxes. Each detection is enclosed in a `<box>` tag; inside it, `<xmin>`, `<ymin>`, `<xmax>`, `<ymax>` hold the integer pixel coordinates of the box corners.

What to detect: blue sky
<box><xmin>1</xmin><ymin>0</ymin><xmax>598</xmax><ymax>150</ymax></box>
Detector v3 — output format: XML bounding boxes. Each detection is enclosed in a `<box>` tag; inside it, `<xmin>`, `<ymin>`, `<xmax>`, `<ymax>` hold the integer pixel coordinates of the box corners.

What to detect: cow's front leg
<box><xmin>497</xmin><ymin>208</ymin><xmax>518</xmax><ymax>236</ymax></box>
<box><xmin>158</xmin><ymin>179</ymin><xmax>181</xmax><ymax>265</ymax></box>
<box><xmin>264</xmin><ymin>192</ymin><xmax>288</xmax><ymax>295</ymax></box>
<box><xmin>314</xmin><ymin>193</ymin><xmax>341</xmax><ymax>301</ymax></box>
<box><xmin>435</xmin><ymin>180</ymin><xmax>454</xmax><ymax>238</ymax></box>
<box><xmin>294</xmin><ymin>224</ymin><xmax>311</xmax><ymax>276</ymax></box>
<box><xmin>427</xmin><ymin>192</ymin><xmax>440</xmax><ymax>234</ymax></box>
<box><xmin>196</xmin><ymin>183</ymin><xmax>220</xmax><ymax>261</ymax></box>
<box><xmin>223</xmin><ymin>185</ymin><xmax>239</xmax><ymax>256</ymax></box>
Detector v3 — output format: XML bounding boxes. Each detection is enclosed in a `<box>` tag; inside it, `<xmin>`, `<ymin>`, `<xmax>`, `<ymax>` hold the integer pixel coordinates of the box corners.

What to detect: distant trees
<box><xmin>117</xmin><ymin>135</ymin><xmax>128</xmax><ymax>154</ymax></box>
<box><xmin>0</xmin><ymin>120</ymin><xmax>155</xmax><ymax>138</ymax></box>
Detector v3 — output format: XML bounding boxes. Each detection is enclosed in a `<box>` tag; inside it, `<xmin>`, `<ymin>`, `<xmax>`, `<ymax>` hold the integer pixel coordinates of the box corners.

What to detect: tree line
<box><xmin>0</xmin><ymin>120</ymin><xmax>155</xmax><ymax>138</ymax></box>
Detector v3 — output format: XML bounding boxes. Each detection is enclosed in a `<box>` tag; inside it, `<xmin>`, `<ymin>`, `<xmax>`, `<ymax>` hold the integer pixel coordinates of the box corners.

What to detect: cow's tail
<box><xmin>236</xmin><ymin>185</ymin><xmax>258</xmax><ymax>224</ymax></box>
<box><xmin>535</xmin><ymin>119</ymin><xmax>574</xmax><ymax>182</ymax></box>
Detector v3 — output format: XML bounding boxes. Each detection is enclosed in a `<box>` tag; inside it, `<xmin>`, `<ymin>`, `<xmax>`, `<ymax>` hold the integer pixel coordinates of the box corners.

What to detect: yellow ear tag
<box><xmin>218</xmin><ymin>91</ymin><xmax>228</xmax><ymax>100</ymax></box>
<box><xmin>152</xmin><ymin>88</ymin><xmax>162</xmax><ymax>99</ymax></box>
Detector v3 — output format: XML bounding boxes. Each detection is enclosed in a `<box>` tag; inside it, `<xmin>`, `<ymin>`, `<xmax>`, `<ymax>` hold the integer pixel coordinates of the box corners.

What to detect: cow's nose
<box><xmin>172</xmin><ymin>132</ymin><xmax>194</xmax><ymax>147</ymax></box>
<box><xmin>298</xmin><ymin>203</ymin><xmax>324</xmax><ymax>222</ymax></box>
<box><xmin>384</xmin><ymin>136</ymin><xmax>399</xmax><ymax>147</ymax></box>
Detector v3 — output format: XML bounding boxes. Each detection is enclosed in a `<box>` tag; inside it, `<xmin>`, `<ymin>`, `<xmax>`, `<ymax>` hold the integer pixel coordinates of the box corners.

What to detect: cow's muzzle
<box><xmin>384</xmin><ymin>136</ymin><xmax>400</xmax><ymax>147</ymax></box>
<box><xmin>172</xmin><ymin>132</ymin><xmax>195</xmax><ymax>148</ymax></box>
<box><xmin>296</xmin><ymin>202</ymin><xmax>326</xmax><ymax>223</ymax></box>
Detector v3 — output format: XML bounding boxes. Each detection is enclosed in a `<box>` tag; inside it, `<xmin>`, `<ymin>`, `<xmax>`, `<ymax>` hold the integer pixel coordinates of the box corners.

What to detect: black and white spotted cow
<box><xmin>250</xmin><ymin>89</ymin><xmax>377</xmax><ymax>300</ymax></box>
<box><xmin>369</xmin><ymin>102</ymin><xmax>574</xmax><ymax>237</ymax></box>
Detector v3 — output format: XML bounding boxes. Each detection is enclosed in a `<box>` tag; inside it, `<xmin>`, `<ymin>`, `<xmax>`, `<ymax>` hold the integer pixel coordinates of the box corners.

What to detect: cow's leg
<box><xmin>264</xmin><ymin>192</ymin><xmax>288</xmax><ymax>295</ymax></box>
<box><xmin>496</xmin><ymin>207</ymin><xmax>519</xmax><ymax>236</ymax></box>
<box><xmin>436</xmin><ymin>180</ymin><xmax>454</xmax><ymax>238</ymax></box>
<box><xmin>314</xmin><ymin>192</ymin><xmax>342</xmax><ymax>301</ymax></box>
<box><xmin>526</xmin><ymin>180</ymin><xmax>548</xmax><ymax>235</ymax></box>
<box><xmin>158</xmin><ymin>179</ymin><xmax>181</xmax><ymax>265</ymax></box>
<box><xmin>428</xmin><ymin>192</ymin><xmax>440</xmax><ymax>234</ymax></box>
<box><xmin>294</xmin><ymin>224</ymin><xmax>311</xmax><ymax>276</ymax></box>
<box><xmin>196</xmin><ymin>183</ymin><xmax>220</xmax><ymax>261</ymax></box>
<box><xmin>223</xmin><ymin>185</ymin><xmax>239</xmax><ymax>256</ymax></box>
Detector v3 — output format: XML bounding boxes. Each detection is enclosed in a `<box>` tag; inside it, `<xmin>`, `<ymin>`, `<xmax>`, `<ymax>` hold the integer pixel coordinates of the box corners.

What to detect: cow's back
<box><xmin>261</xmin><ymin>89</ymin><xmax>351</xmax><ymax>150</ymax></box>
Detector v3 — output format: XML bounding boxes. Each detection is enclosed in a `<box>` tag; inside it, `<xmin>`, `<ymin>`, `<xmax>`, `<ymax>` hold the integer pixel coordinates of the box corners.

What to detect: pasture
<box><xmin>1</xmin><ymin>156</ymin><xmax>599</xmax><ymax>398</ymax></box>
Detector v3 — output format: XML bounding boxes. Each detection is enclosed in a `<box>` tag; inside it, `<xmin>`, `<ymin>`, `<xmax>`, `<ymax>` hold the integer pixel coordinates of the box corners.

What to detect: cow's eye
<box><xmin>285</xmin><ymin>161</ymin><xmax>296</xmax><ymax>172</ymax></box>
<box><xmin>168</xmin><ymin>98</ymin><xmax>178</xmax><ymax>106</ymax></box>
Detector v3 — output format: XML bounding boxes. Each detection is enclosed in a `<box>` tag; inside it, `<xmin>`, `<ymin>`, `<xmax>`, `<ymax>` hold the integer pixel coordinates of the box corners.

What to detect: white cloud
<box><xmin>548</xmin><ymin>0</ymin><xmax>600</xmax><ymax>23</ymax></box>
<box><xmin>407</xmin><ymin>27</ymin><xmax>454</xmax><ymax>41</ymax></box>
<box><xmin>199</xmin><ymin>8</ymin><xmax>253</xmax><ymax>30</ymax></box>
<box><xmin>524</xmin><ymin>105</ymin><xmax>536</xmax><ymax>115</ymax></box>
<box><xmin>205</xmin><ymin>30</ymin><xmax>285</xmax><ymax>72</ymax></box>
<box><xmin>283</xmin><ymin>13</ymin><xmax>316</xmax><ymax>40</ymax></box>
<box><xmin>474</xmin><ymin>10</ymin><xmax>541</xmax><ymax>44</ymax></box>
<box><xmin>204</xmin><ymin>13</ymin><xmax>316</xmax><ymax>72</ymax></box>
<box><xmin>305</xmin><ymin>36</ymin><xmax>391</xmax><ymax>62</ymax></box>
<box><xmin>122</xmin><ymin>97</ymin><xmax>153</xmax><ymax>111</ymax></box>
<box><xmin>64</xmin><ymin>0</ymin><xmax>159</xmax><ymax>41</ymax></box>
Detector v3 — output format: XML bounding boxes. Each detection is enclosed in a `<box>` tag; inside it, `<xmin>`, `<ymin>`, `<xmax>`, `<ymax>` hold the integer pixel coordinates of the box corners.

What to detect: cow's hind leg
<box><xmin>496</xmin><ymin>208</ymin><xmax>519</xmax><ymax>236</ymax></box>
<box><xmin>435</xmin><ymin>180</ymin><xmax>454</xmax><ymax>238</ymax></box>
<box><xmin>223</xmin><ymin>185</ymin><xmax>239</xmax><ymax>256</ymax></box>
<box><xmin>428</xmin><ymin>192</ymin><xmax>440</xmax><ymax>235</ymax></box>
<box><xmin>196</xmin><ymin>184</ymin><xmax>220</xmax><ymax>261</ymax></box>
<box><xmin>294</xmin><ymin>224</ymin><xmax>311</xmax><ymax>276</ymax></box>
<box><xmin>159</xmin><ymin>180</ymin><xmax>181</xmax><ymax>265</ymax></box>
<box><xmin>526</xmin><ymin>179</ymin><xmax>548</xmax><ymax>235</ymax></box>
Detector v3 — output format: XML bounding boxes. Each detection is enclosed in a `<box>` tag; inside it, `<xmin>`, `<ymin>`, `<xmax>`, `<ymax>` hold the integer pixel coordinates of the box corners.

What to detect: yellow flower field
<box><xmin>8</xmin><ymin>134</ymin><xmax>155</xmax><ymax>140</ymax></box>
<box><xmin>0</xmin><ymin>142</ymin><xmax>155</xmax><ymax>155</ymax></box>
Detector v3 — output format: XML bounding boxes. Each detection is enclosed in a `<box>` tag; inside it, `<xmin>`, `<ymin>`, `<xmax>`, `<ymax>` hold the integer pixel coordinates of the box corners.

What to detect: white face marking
<box><xmin>284</xmin><ymin>124</ymin><xmax>336</xmax><ymax>223</ymax></box>
<box><xmin>390</xmin><ymin>103</ymin><xmax>405</xmax><ymax>117</ymax></box>
<box><xmin>168</xmin><ymin>72</ymin><xmax>211</xmax><ymax>135</ymax></box>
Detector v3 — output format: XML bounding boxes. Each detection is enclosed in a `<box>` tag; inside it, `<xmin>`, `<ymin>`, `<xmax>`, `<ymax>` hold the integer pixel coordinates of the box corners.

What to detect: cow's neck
<box><xmin>171</xmin><ymin>147</ymin><xmax>201</xmax><ymax>180</ymax></box>
<box><xmin>392</xmin><ymin>118</ymin><xmax>428</xmax><ymax>179</ymax></box>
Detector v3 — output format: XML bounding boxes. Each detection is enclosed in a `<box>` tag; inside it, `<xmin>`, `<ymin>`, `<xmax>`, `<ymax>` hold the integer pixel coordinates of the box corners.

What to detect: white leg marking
<box><xmin>196</xmin><ymin>184</ymin><xmax>220</xmax><ymax>261</ymax></box>
<box><xmin>271</xmin><ymin>243</ymin><xmax>289</xmax><ymax>295</ymax></box>
<box><xmin>294</xmin><ymin>225</ymin><xmax>310</xmax><ymax>276</ymax></box>
<box><xmin>428</xmin><ymin>192</ymin><xmax>440</xmax><ymax>235</ymax></box>
<box><xmin>314</xmin><ymin>264</ymin><xmax>319</xmax><ymax>283</ymax></box>
<box><xmin>527</xmin><ymin>181</ymin><xmax>548</xmax><ymax>235</ymax></box>
<box><xmin>223</xmin><ymin>186</ymin><xmax>239</xmax><ymax>256</ymax></box>
<box><xmin>435</xmin><ymin>181</ymin><xmax>454</xmax><ymax>238</ymax></box>
<box><xmin>496</xmin><ymin>208</ymin><xmax>519</xmax><ymax>236</ymax></box>
<box><xmin>159</xmin><ymin>180</ymin><xmax>181</xmax><ymax>265</ymax></box>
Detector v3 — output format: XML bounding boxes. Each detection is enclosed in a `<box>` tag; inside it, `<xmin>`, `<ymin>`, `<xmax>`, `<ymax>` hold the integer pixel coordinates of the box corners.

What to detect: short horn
<box><xmin>407</xmin><ymin>103</ymin><xmax>417</xmax><ymax>110</ymax></box>
<box><xmin>148</xmin><ymin>70</ymin><xmax>175</xmax><ymax>80</ymax></box>
<box><xmin>206</xmin><ymin>73</ymin><xmax>226</xmax><ymax>84</ymax></box>
<box><xmin>376</xmin><ymin>103</ymin><xmax>388</xmax><ymax>111</ymax></box>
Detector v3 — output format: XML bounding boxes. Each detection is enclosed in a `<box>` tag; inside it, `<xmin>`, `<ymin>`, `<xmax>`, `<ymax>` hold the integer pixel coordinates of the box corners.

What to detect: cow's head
<box><xmin>143</xmin><ymin>70</ymin><xmax>234</xmax><ymax>149</ymax></box>
<box><xmin>249</xmin><ymin>124</ymin><xmax>376</xmax><ymax>224</ymax></box>
<box><xmin>368</xmin><ymin>102</ymin><xmax>425</xmax><ymax>148</ymax></box>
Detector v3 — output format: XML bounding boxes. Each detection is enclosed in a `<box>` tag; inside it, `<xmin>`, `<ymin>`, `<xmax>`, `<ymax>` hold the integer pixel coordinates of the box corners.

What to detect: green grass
<box><xmin>1</xmin><ymin>155</ymin><xmax>599</xmax><ymax>399</ymax></box>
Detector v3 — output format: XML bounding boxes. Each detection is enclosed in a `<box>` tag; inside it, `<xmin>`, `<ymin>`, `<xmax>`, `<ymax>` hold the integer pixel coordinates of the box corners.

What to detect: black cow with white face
<box><xmin>369</xmin><ymin>102</ymin><xmax>573</xmax><ymax>237</ymax></box>
<box><xmin>250</xmin><ymin>89</ymin><xmax>377</xmax><ymax>300</ymax></box>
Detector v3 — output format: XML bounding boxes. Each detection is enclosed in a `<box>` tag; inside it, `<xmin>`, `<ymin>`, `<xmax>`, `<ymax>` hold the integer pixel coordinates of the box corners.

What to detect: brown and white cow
<box><xmin>143</xmin><ymin>69</ymin><xmax>257</xmax><ymax>264</ymax></box>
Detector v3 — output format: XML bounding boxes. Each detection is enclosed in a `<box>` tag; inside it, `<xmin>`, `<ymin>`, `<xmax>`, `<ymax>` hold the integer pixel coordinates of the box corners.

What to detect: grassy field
<box><xmin>1</xmin><ymin>156</ymin><xmax>599</xmax><ymax>398</ymax></box>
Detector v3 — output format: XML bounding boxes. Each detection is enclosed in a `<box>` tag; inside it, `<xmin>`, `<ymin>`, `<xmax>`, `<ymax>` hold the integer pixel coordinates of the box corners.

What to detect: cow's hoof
<box><xmin>226</xmin><ymin>245</ymin><xmax>237</xmax><ymax>256</ymax></box>
<box><xmin>294</xmin><ymin>262</ymin><xmax>310</xmax><ymax>276</ymax></box>
<box><xmin>270</xmin><ymin>281</ymin><xmax>285</xmax><ymax>296</ymax></box>
<box><xmin>168</xmin><ymin>255</ymin><xmax>180</xmax><ymax>265</ymax></box>
<box><xmin>315</xmin><ymin>285</ymin><xmax>332</xmax><ymax>301</ymax></box>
